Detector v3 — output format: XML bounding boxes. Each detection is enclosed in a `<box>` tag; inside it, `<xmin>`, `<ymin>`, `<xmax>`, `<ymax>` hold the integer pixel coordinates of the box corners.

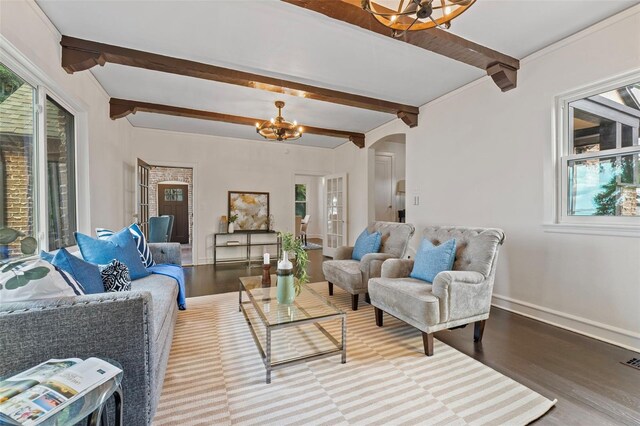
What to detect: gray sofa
<box><xmin>369</xmin><ymin>226</ymin><xmax>505</xmax><ymax>356</ymax></box>
<box><xmin>322</xmin><ymin>222</ymin><xmax>415</xmax><ymax>310</ymax></box>
<box><xmin>0</xmin><ymin>243</ymin><xmax>182</xmax><ymax>425</ymax></box>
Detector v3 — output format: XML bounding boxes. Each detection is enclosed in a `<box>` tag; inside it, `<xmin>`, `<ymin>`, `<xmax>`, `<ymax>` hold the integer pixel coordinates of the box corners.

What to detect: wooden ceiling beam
<box><xmin>110</xmin><ymin>98</ymin><xmax>366</xmax><ymax>148</ymax></box>
<box><xmin>282</xmin><ymin>0</ymin><xmax>520</xmax><ymax>91</ymax></box>
<box><xmin>61</xmin><ymin>36</ymin><xmax>418</xmax><ymax>127</ymax></box>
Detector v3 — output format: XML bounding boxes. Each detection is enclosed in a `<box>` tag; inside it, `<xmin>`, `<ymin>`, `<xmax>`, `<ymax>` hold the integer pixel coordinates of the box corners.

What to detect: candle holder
<box><xmin>262</xmin><ymin>263</ymin><xmax>271</xmax><ymax>287</ymax></box>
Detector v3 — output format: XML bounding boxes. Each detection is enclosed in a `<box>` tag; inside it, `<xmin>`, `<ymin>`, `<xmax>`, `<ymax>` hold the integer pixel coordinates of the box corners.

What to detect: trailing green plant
<box><xmin>278</xmin><ymin>231</ymin><xmax>309</xmax><ymax>295</ymax></box>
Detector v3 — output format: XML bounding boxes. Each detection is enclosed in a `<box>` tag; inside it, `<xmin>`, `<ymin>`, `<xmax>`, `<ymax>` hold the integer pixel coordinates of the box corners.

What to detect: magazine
<box><xmin>0</xmin><ymin>358</ymin><xmax>122</xmax><ymax>425</ymax></box>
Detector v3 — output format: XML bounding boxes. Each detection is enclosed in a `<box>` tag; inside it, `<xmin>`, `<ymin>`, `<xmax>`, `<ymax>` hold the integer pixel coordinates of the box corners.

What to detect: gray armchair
<box><xmin>368</xmin><ymin>226</ymin><xmax>505</xmax><ymax>356</ymax></box>
<box><xmin>322</xmin><ymin>222</ymin><xmax>415</xmax><ymax>310</ymax></box>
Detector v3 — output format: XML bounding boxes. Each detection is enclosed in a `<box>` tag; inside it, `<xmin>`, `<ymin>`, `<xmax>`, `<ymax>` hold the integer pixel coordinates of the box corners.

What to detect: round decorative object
<box><xmin>363</xmin><ymin>0</ymin><xmax>476</xmax><ymax>33</ymax></box>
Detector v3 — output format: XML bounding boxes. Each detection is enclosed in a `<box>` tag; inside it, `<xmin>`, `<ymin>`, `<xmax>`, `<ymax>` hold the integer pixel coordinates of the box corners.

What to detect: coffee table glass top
<box><xmin>239</xmin><ymin>275</ymin><xmax>344</xmax><ymax>326</ymax></box>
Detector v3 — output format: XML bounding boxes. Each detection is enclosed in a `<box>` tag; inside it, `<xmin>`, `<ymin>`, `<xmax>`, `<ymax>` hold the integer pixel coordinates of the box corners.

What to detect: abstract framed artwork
<box><xmin>228</xmin><ymin>191</ymin><xmax>270</xmax><ymax>231</ymax></box>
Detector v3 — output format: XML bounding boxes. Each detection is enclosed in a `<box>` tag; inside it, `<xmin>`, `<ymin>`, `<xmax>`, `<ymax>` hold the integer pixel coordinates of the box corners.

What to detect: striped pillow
<box><xmin>0</xmin><ymin>257</ymin><xmax>85</xmax><ymax>303</ymax></box>
<box><xmin>96</xmin><ymin>224</ymin><xmax>155</xmax><ymax>268</ymax></box>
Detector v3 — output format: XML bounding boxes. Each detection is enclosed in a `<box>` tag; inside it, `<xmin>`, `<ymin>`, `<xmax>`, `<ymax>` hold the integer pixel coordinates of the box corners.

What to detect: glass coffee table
<box><xmin>239</xmin><ymin>275</ymin><xmax>346</xmax><ymax>384</ymax></box>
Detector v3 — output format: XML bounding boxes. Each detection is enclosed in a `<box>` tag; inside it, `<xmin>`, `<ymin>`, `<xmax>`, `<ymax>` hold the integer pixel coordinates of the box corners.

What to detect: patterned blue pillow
<box><xmin>96</xmin><ymin>223</ymin><xmax>155</xmax><ymax>268</ymax></box>
<box><xmin>40</xmin><ymin>248</ymin><xmax>104</xmax><ymax>294</ymax></box>
<box><xmin>352</xmin><ymin>229</ymin><xmax>382</xmax><ymax>261</ymax></box>
<box><xmin>99</xmin><ymin>259</ymin><xmax>132</xmax><ymax>292</ymax></box>
<box><xmin>75</xmin><ymin>228</ymin><xmax>149</xmax><ymax>280</ymax></box>
<box><xmin>410</xmin><ymin>238</ymin><xmax>457</xmax><ymax>283</ymax></box>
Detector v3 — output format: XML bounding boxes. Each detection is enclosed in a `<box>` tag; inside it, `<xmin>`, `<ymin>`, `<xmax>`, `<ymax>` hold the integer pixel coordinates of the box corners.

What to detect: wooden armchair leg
<box><xmin>351</xmin><ymin>294</ymin><xmax>359</xmax><ymax>311</ymax></box>
<box><xmin>374</xmin><ymin>307</ymin><xmax>383</xmax><ymax>327</ymax></box>
<box><xmin>474</xmin><ymin>320</ymin><xmax>486</xmax><ymax>342</ymax></box>
<box><xmin>422</xmin><ymin>332</ymin><xmax>434</xmax><ymax>356</ymax></box>
<box><xmin>328</xmin><ymin>282</ymin><xmax>333</xmax><ymax>296</ymax></box>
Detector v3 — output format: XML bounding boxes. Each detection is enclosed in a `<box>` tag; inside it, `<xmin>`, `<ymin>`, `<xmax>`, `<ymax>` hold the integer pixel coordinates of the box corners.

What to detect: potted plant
<box><xmin>0</xmin><ymin>228</ymin><xmax>37</xmax><ymax>260</ymax></box>
<box><xmin>228</xmin><ymin>214</ymin><xmax>238</xmax><ymax>233</ymax></box>
<box><xmin>278</xmin><ymin>231</ymin><xmax>309</xmax><ymax>295</ymax></box>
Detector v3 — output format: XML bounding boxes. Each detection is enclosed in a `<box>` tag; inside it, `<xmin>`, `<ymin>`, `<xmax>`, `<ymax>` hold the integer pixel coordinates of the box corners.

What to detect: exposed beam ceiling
<box><xmin>61</xmin><ymin>36</ymin><xmax>419</xmax><ymax>128</ymax></box>
<box><xmin>109</xmin><ymin>98</ymin><xmax>366</xmax><ymax>148</ymax></box>
<box><xmin>282</xmin><ymin>0</ymin><xmax>520</xmax><ymax>92</ymax></box>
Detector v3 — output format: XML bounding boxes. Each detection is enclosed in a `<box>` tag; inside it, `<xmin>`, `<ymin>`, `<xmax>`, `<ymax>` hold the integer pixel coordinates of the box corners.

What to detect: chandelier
<box><xmin>256</xmin><ymin>101</ymin><xmax>303</xmax><ymax>142</ymax></box>
<box><xmin>362</xmin><ymin>0</ymin><xmax>476</xmax><ymax>36</ymax></box>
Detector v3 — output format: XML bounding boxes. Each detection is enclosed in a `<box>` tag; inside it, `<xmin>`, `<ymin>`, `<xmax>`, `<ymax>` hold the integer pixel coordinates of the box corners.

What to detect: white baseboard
<box><xmin>492</xmin><ymin>294</ymin><xmax>640</xmax><ymax>353</ymax></box>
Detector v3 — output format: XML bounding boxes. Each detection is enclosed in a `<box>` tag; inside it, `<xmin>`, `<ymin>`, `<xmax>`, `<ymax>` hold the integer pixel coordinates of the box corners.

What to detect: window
<box><xmin>295</xmin><ymin>184</ymin><xmax>306</xmax><ymax>217</ymax></box>
<box><xmin>47</xmin><ymin>96</ymin><xmax>76</xmax><ymax>250</ymax></box>
<box><xmin>0</xmin><ymin>62</ymin><xmax>77</xmax><ymax>259</ymax></box>
<box><xmin>559</xmin><ymin>79</ymin><xmax>640</xmax><ymax>224</ymax></box>
<box><xmin>0</xmin><ymin>63</ymin><xmax>36</xmax><ymax>259</ymax></box>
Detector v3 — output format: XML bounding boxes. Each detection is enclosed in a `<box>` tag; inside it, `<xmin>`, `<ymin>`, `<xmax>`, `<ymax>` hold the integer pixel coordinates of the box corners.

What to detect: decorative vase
<box><xmin>276</xmin><ymin>250</ymin><xmax>295</xmax><ymax>305</ymax></box>
<box><xmin>228</xmin><ymin>222</ymin><xmax>234</xmax><ymax>233</ymax></box>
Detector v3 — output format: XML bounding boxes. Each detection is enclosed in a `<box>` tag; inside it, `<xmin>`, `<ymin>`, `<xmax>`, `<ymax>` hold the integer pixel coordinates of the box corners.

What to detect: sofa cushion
<box><xmin>369</xmin><ymin>277</ymin><xmax>440</xmax><ymax>327</ymax></box>
<box><xmin>97</xmin><ymin>223</ymin><xmax>156</xmax><ymax>268</ymax></box>
<box><xmin>0</xmin><ymin>258</ymin><xmax>85</xmax><ymax>302</ymax></box>
<box><xmin>100</xmin><ymin>260</ymin><xmax>132</xmax><ymax>292</ymax></box>
<box><xmin>41</xmin><ymin>248</ymin><xmax>104</xmax><ymax>294</ymax></box>
<box><xmin>322</xmin><ymin>260</ymin><xmax>364</xmax><ymax>293</ymax></box>
<box><xmin>131</xmin><ymin>274</ymin><xmax>178</xmax><ymax>345</ymax></box>
<box><xmin>76</xmin><ymin>229</ymin><xmax>149</xmax><ymax>280</ymax></box>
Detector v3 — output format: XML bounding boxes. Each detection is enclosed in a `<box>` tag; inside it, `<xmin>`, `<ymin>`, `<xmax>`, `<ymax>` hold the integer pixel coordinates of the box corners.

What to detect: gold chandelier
<box><xmin>256</xmin><ymin>101</ymin><xmax>303</xmax><ymax>142</ymax></box>
<box><xmin>362</xmin><ymin>0</ymin><xmax>476</xmax><ymax>35</ymax></box>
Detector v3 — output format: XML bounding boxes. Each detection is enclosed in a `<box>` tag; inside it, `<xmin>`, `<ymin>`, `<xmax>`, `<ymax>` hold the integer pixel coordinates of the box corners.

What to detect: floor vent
<box><xmin>621</xmin><ymin>358</ymin><xmax>640</xmax><ymax>371</ymax></box>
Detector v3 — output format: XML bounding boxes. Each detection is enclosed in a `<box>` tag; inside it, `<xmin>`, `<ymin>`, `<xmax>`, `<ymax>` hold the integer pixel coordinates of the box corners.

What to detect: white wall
<box><xmin>334</xmin><ymin>8</ymin><xmax>640</xmax><ymax>351</ymax></box>
<box><xmin>294</xmin><ymin>174</ymin><xmax>323</xmax><ymax>238</ymax></box>
<box><xmin>1</xmin><ymin>0</ymin><xmax>133</xmax><ymax>234</ymax></box>
<box><xmin>130</xmin><ymin>128</ymin><xmax>333</xmax><ymax>264</ymax></box>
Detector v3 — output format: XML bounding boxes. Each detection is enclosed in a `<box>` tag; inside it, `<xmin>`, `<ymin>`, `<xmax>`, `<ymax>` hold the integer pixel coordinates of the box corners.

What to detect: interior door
<box><xmin>375</xmin><ymin>154</ymin><xmax>394</xmax><ymax>222</ymax></box>
<box><xmin>137</xmin><ymin>159</ymin><xmax>151</xmax><ymax>238</ymax></box>
<box><xmin>323</xmin><ymin>173</ymin><xmax>347</xmax><ymax>258</ymax></box>
<box><xmin>158</xmin><ymin>183</ymin><xmax>189</xmax><ymax>244</ymax></box>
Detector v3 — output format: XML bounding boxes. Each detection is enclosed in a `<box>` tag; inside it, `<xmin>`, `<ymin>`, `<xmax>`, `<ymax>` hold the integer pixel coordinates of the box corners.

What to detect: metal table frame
<box><xmin>239</xmin><ymin>280</ymin><xmax>346</xmax><ymax>384</ymax></box>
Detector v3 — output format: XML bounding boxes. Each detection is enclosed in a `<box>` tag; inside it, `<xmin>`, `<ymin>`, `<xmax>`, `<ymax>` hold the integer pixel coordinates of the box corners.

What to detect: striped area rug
<box><xmin>154</xmin><ymin>282</ymin><xmax>556</xmax><ymax>425</ymax></box>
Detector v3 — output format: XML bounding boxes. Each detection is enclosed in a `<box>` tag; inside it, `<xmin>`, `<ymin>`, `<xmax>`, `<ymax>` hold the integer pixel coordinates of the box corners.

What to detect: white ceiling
<box><xmin>36</xmin><ymin>0</ymin><xmax>639</xmax><ymax>148</ymax></box>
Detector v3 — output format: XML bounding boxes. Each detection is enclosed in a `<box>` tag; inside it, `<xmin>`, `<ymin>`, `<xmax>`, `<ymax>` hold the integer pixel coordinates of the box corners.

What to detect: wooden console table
<box><xmin>214</xmin><ymin>231</ymin><xmax>281</xmax><ymax>266</ymax></box>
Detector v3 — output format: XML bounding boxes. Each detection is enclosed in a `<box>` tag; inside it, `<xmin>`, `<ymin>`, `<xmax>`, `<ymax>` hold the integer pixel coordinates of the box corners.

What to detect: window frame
<box><xmin>553</xmin><ymin>71</ymin><xmax>640</xmax><ymax>233</ymax></box>
<box><xmin>1</xmin><ymin>38</ymin><xmax>84</xmax><ymax>254</ymax></box>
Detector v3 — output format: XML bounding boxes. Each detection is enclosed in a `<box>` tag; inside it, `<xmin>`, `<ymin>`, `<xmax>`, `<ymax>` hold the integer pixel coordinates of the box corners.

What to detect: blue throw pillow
<box><xmin>40</xmin><ymin>248</ymin><xmax>104</xmax><ymax>294</ymax></box>
<box><xmin>75</xmin><ymin>228</ymin><xmax>150</xmax><ymax>280</ymax></box>
<box><xmin>352</xmin><ymin>228</ymin><xmax>382</xmax><ymax>261</ymax></box>
<box><xmin>410</xmin><ymin>238</ymin><xmax>457</xmax><ymax>283</ymax></box>
<box><xmin>96</xmin><ymin>223</ymin><xmax>155</xmax><ymax>268</ymax></box>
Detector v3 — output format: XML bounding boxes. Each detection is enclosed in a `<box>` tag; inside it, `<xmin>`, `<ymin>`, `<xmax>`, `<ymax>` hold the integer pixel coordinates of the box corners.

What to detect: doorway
<box><xmin>158</xmin><ymin>183</ymin><xmax>189</xmax><ymax>244</ymax></box>
<box><xmin>369</xmin><ymin>134</ymin><xmax>406</xmax><ymax>224</ymax></box>
<box><xmin>294</xmin><ymin>174</ymin><xmax>324</xmax><ymax>250</ymax></box>
<box><xmin>137</xmin><ymin>162</ymin><xmax>194</xmax><ymax>265</ymax></box>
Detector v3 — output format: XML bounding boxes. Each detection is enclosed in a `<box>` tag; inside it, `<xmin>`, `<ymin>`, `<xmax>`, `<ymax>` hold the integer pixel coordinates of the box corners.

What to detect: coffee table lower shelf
<box><xmin>239</xmin><ymin>284</ymin><xmax>346</xmax><ymax>384</ymax></box>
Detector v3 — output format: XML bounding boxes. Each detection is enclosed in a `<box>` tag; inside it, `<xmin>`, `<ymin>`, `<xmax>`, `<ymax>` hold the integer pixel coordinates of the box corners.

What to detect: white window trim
<box><xmin>546</xmin><ymin>69</ymin><xmax>640</xmax><ymax>238</ymax></box>
<box><xmin>1</xmin><ymin>35</ymin><xmax>89</xmax><ymax>251</ymax></box>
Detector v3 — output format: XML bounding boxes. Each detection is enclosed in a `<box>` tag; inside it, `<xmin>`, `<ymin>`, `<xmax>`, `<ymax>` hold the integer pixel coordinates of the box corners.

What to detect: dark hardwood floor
<box><xmin>183</xmin><ymin>240</ymin><xmax>640</xmax><ymax>425</ymax></box>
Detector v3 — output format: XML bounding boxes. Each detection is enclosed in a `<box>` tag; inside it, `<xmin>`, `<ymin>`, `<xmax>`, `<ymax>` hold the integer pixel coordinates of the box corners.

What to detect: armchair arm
<box><xmin>432</xmin><ymin>271</ymin><xmax>490</xmax><ymax>322</ymax></box>
<box><xmin>334</xmin><ymin>246</ymin><xmax>354</xmax><ymax>260</ymax></box>
<box><xmin>381</xmin><ymin>259</ymin><xmax>414</xmax><ymax>279</ymax></box>
<box><xmin>359</xmin><ymin>253</ymin><xmax>396</xmax><ymax>280</ymax></box>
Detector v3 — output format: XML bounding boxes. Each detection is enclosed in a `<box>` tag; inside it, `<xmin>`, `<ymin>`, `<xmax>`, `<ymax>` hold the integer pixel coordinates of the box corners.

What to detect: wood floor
<box><xmin>183</xmin><ymin>242</ymin><xmax>640</xmax><ymax>425</ymax></box>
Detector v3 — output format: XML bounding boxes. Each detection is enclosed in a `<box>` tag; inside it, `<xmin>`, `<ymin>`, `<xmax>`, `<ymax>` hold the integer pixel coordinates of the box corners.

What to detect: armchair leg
<box><xmin>422</xmin><ymin>332</ymin><xmax>434</xmax><ymax>356</ymax></box>
<box><xmin>474</xmin><ymin>320</ymin><xmax>486</xmax><ymax>343</ymax></box>
<box><xmin>365</xmin><ymin>293</ymin><xmax>371</xmax><ymax>304</ymax></box>
<box><xmin>328</xmin><ymin>282</ymin><xmax>333</xmax><ymax>296</ymax></box>
<box><xmin>374</xmin><ymin>307</ymin><xmax>383</xmax><ymax>327</ymax></box>
<box><xmin>351</xmin><ymin>294</ymin><xmax>359</xmax><ymax>311</ymax></box>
